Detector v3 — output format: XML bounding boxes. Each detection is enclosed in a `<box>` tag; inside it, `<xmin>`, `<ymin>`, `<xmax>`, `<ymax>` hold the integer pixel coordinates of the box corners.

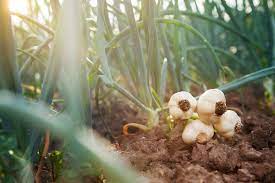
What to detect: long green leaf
<box><xmin>219</xmin><ymin>67</ymin><xmax>275</xmax><ymax>93</ymax></box>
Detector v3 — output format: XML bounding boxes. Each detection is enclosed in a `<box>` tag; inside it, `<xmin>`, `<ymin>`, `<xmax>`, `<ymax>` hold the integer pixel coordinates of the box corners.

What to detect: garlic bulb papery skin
<box><xmin>182</xmin><ymin>120</ymin><xmax>214</xmax><ymax>144</ymax></box>
<box><xmin>197</xmin><ymin>89</ymin><xmax>226</xmax><ymax>123</ymax></box>
<box><xmin>168</xmin><ymin>91</ymin><xmax>197</xmax><ymax>120</ymax></box>
<box><xmin>213</xmin><ymin>110</ymin><xmax>242</xmax><ymax>138</ymax></box>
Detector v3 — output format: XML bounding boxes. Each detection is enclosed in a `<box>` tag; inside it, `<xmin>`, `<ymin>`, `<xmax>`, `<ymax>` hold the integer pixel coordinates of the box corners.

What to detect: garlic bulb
<box><xmin>182</xmin><ymin>119</ymin><xmax>214</xmax><ymax>144</ymax></box>
<box><xmin>197</xmin><ymin>89</ymin><xmax>226</xmax><ymax>123</ymax></box>
<box><xmin>213</xmin><ymin>110</ymin><xmax>242</xmax><ymax>138</ymax></box>
<box><xmin>168</xmin><ymin>91</ymin><xmax>197</xmax><ymax>120</ymax></box>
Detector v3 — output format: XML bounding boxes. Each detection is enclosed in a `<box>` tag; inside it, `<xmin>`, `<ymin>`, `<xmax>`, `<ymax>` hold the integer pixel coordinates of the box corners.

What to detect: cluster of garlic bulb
<box><xmin>168</xmin><ymin>89</ymin><xmax>242</xmax><ymax>144</ymax></box>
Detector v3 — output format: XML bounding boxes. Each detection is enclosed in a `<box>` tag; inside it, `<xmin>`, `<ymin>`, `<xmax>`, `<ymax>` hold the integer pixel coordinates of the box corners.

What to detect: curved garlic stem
<box><xmin>123</xmin><ymin>123</ymin><xmax>149</xmax><ymax>135</ymax></box>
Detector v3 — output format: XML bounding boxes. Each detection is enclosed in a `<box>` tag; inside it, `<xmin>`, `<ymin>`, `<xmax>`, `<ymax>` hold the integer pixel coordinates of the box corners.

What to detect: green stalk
<box><xmin>11</xmin><ymin>12</ymin><xmax>54</xmax><ymax>36</ymax></box>
<box><xmin>186</xmin><ymin>45</ymin><xmax>245</xmax><ymax>67</ymax></box>
<box><xmin>159</xmin><ymin>25</ymin><xmax>180</xmax><ymax>91</ymax></box>
<box><xmin>19</xmin><ymin>37</ymin><xmax>52</xmax><ymax>76</ymax></box>
<box><xmin>220</xmin><ymin>0</ymin><xmax>241</xmax><ymax>29</ymax></box>
<box><xmin>219</xmin><ymin>67</ymin><xmax>275</xmax><ymax>93</ymax></box>
<box><xmin>106</xmin><ymin>18</ymin><xmax>224</xmax><ymax>79</ymax></box>
<box><xmin>156</xmin><ymin>18</ymin><xmax>224</xmax><ymax>73</ymax></box>
<box><xmin>95</xmin><ymin>0</ymin><xmax>113</xmax><ymax>81</ymax></box>
<box><xmin>161</xmin><ymin>10</ymin><xmax>264</xmax><ymax>52</ymax></box>
<box><xmin>123</xmin><ymin>0</ymin><xmax>152</xmax><ymax>107</ymax></box>
<box><xmin>142</xmin><ymin>0</ymin><xmax>161</xmax><ymax>93</ymax></box>
<box><xmin>112</xmin><ymin>82</ymin><xmax>151</xmax><ymax>113</ymax></box>
<box><xmin>263</xmin><ymin>0</ymin><xmax>274</xmax><ymax>66</ymax></box>
<box><xmin>16</xmin><ymin>48</ymin><xmax>46</xmax><ymax>67</ymax></box>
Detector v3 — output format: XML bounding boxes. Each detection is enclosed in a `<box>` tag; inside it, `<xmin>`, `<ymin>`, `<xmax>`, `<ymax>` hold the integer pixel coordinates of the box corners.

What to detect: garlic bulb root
<box><xmin>196</xmin><ymin>133</ymin><xmax>209</xmax><ymax>144</ymax></box>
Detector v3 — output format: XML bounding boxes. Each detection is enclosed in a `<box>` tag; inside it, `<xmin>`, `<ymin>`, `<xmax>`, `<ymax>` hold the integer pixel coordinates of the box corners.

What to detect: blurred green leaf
<box><xmin>0</xmin><ymin>91</ymin><xmax>146</xmax><ymax>183</ymax></box>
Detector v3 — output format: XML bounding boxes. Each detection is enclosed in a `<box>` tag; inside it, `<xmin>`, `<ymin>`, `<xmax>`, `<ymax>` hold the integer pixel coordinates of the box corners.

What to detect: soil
<box><xmin>93</xmin><ymin>87</ymin><xmax>275</xmax><ymax>183</ymax></box>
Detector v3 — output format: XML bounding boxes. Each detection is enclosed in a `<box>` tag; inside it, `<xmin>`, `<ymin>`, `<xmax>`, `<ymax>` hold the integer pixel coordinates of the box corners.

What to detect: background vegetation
<box><xmin>0</xmin><ymin>0</ymin><xmax>274</xmax><ymax>182</ymax></box>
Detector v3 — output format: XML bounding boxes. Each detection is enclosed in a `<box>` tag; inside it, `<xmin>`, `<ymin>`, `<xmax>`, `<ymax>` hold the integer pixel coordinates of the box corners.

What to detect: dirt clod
<box><xmin>240</xmin><ymin>142</ymin><xmax>263</xmax><ymax>161</ymax></box>
<box><xmin>251</xmin><ymin>123</ymin><xmax>272</xmax><ymax>150</ymax></box>
<box><xmin>237</xmin><ymin>169</ymin><xmax>255</xmax><ymax>182</ymax></box>
<box><xmin>175</xmin><ymin>164</ymin><xmax>224</xmax><ymax>183</ymax></box>
<box><xmin>208</xmin><ymin>144</ymin><xmax>239</xmax><ymax>172</ymax></box>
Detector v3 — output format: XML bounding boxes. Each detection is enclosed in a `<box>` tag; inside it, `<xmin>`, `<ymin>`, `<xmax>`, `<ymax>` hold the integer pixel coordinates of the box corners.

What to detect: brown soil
<box><xmin>94</xmin><ymin>88</ymin><xmax>275</xmax><ymax>183</ymax></box>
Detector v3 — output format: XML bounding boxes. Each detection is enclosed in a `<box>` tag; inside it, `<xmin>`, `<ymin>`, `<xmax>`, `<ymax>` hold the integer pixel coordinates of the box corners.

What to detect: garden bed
<box><xmin>94</xmin><ymin>88</ymin><xmax>275</xmax><ymax>183</ymax></box>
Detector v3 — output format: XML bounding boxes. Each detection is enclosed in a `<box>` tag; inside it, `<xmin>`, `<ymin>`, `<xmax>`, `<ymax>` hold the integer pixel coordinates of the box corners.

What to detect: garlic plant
<box><xmin>213</xmin><ymin>110</ymin><xmax>242</xmax><ymax>138</ymax></box>
<box><xmin>168</xmin><ymin>91</ymin><xmax>197</xmax><ymax>120</ymax></box>
<box><xmin>182</xmin><ymin>120</ymin><xmax>214</xmax><ymax>144</ymax></box>
<box><xmin>197</xmin><ymin>89</ymin><xmax>226</xmax><ymax>123</ymax></box>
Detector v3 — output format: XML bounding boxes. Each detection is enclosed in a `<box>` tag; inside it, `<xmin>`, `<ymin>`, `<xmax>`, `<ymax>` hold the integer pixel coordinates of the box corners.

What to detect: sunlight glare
<box><xmin>8</xmin><ymin>0</ymin><xmax>28</xmax><ymax>14</ymax></box>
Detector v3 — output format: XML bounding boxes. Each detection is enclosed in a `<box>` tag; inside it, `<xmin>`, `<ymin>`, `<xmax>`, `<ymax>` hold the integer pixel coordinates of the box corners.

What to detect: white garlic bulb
<box><xmin>168</xmin><ymin>91</ymin><xmax>197</xmax><ymax>120</ymax></box>
<box><xmin>213</xmin><ymin>110</ymin><xmax>242</xmax><ymax>138</ymax></box>
<box><xmin>182</xmin><ymin>119</ymin><xmax>214</xmax><ymax>144</ymax></box>
<box><xmin>197</xmin><ymin>89</ymin><xmax>226</xmax><ymax>123</ymax></box>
